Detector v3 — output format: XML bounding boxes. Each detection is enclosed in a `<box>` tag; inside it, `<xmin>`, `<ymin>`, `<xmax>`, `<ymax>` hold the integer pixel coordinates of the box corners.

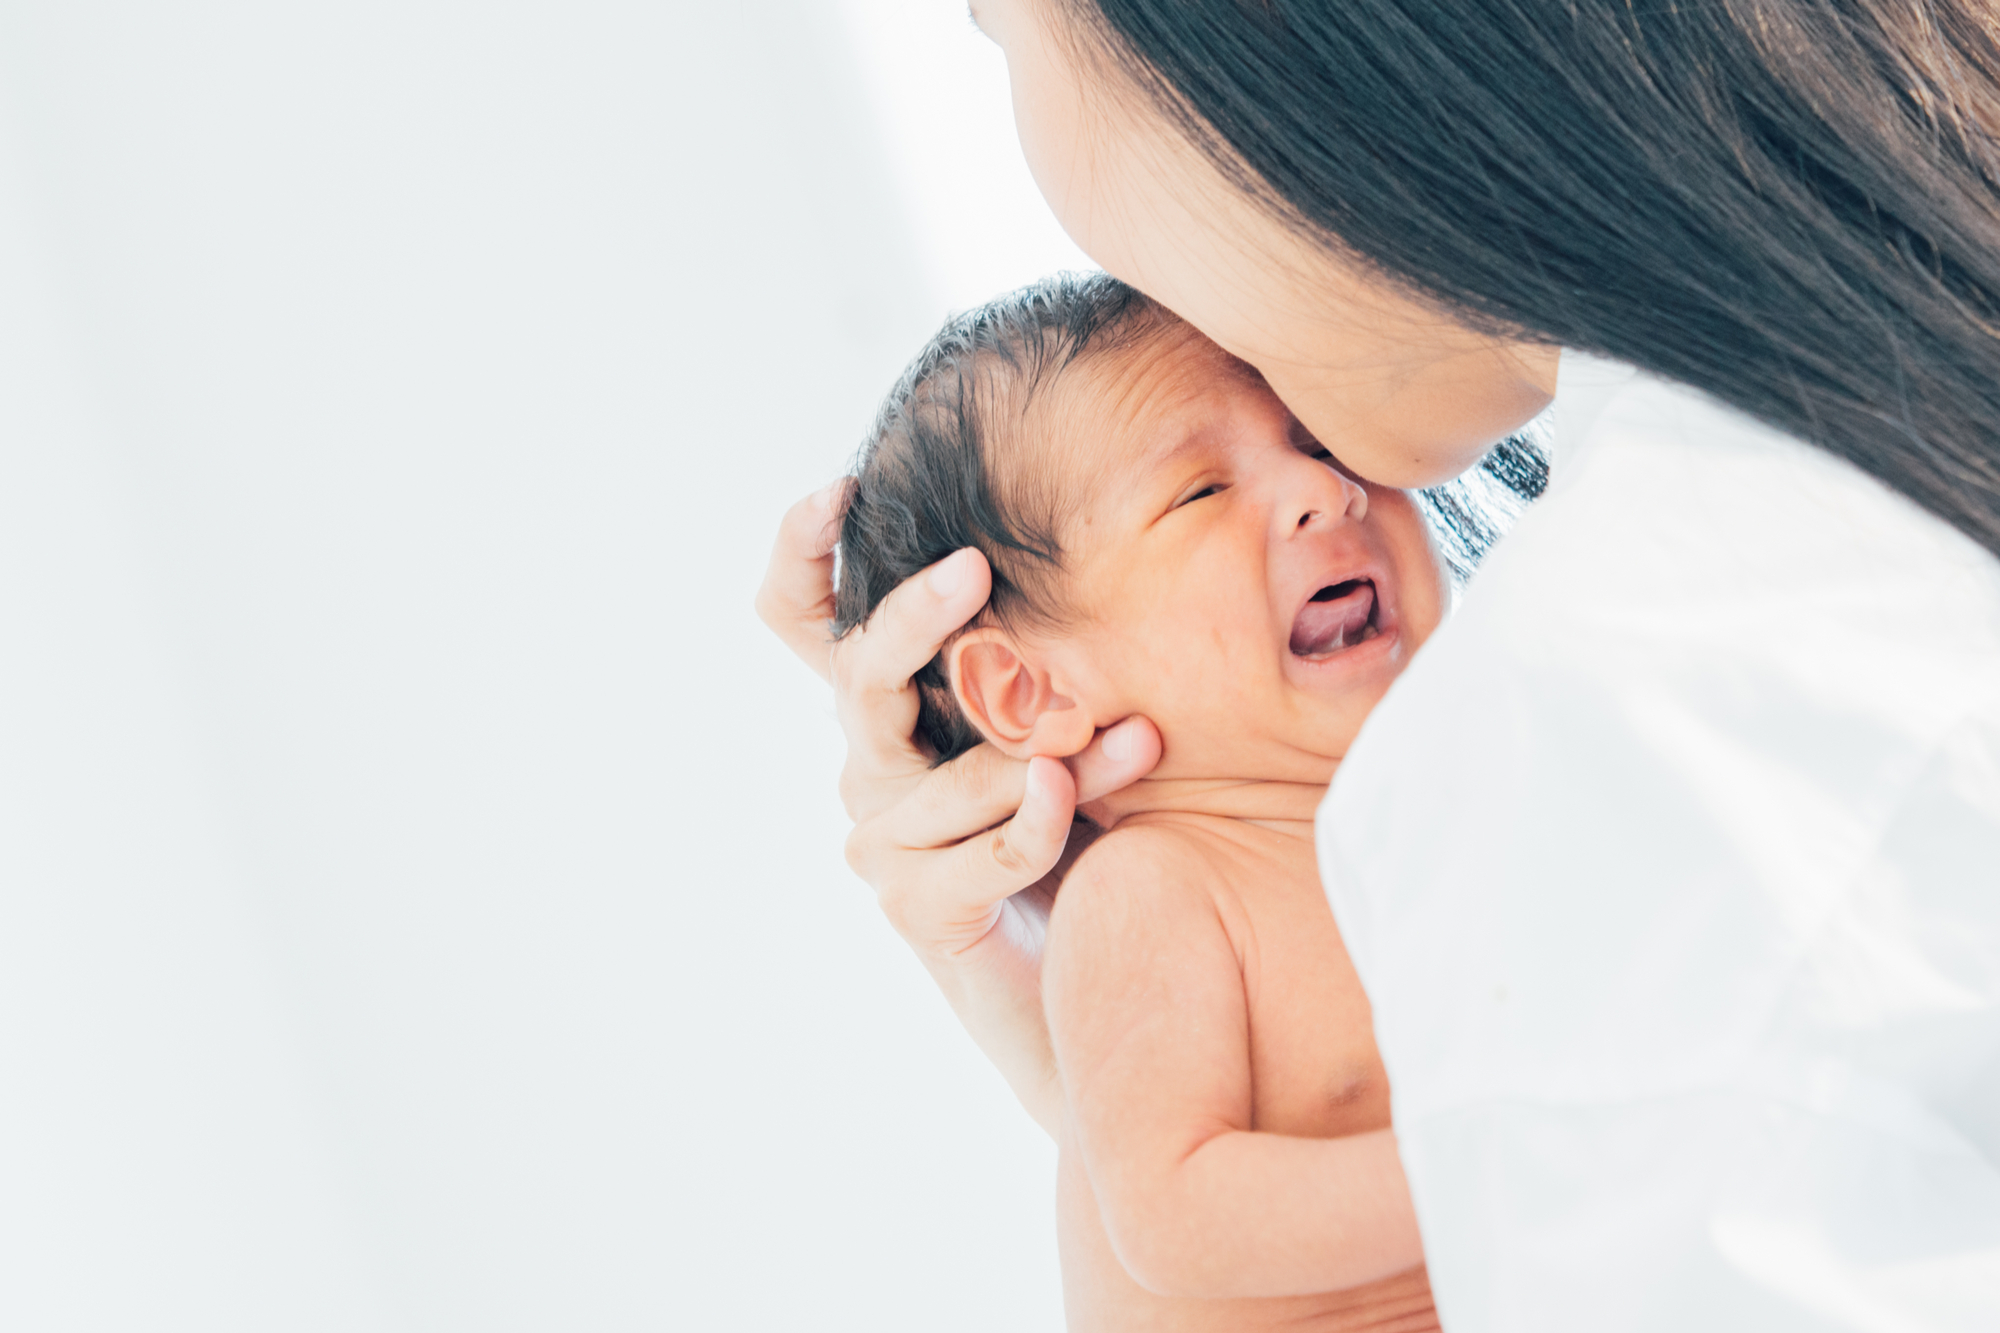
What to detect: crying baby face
<box><xmin>944</xmin><ymin>323</ymin><xmax>1451</xmax><ymax>786</ymax></box>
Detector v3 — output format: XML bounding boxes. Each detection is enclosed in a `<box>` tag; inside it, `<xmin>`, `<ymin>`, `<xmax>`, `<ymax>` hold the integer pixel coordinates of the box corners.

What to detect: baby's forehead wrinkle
<box><xmin>1088</xmin><ymin>334</ymin><xmax>1229</xmax><ymax>460</ymax></box>
<box><xmin>1139</xmin><ymin>416</ymin><xmax>1220</xmax><ymax>471</ymax></box>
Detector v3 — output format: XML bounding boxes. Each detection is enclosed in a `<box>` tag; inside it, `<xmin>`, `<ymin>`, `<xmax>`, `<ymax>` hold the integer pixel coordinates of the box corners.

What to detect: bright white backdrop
<box><xmin>0</xmin><ymin>3</ymin><xmax>1086</xmax><ymax>1328</ymax></box>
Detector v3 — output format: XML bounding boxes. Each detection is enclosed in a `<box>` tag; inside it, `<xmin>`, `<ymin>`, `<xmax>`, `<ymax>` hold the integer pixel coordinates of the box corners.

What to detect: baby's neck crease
<box><xmin>1082</xmin><ymin>774</ymin><xmax>1330</xmax><ymax>832</ymax></box>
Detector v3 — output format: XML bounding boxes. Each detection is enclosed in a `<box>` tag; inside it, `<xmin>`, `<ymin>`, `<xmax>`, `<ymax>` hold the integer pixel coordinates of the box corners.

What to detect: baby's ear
<box><xmin>947</xmin><ymin>629</ymin><xmax>1094</xmax><ymax>759</ymax></box>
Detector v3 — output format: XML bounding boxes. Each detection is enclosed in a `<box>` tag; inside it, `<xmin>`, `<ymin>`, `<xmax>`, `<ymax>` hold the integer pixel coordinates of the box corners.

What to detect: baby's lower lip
<box><xmin>1290</xmin><ymin>579</ymin><xmax>1380</xmax><ymax>658</ymax></box>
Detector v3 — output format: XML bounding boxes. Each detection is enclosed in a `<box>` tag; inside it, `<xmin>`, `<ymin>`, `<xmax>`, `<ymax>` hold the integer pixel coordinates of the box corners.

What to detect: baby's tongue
<box><xmin>1289</xmin><ymin>581</ymin><xmax>1375</xmax><ymax>657</ymax></box>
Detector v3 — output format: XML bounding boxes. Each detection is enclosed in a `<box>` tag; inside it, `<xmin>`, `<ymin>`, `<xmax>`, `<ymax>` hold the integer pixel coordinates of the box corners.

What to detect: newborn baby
<box><xmin>835</xmin><ymin>274</ymin><xmax>1496</xmax><ymax>1332</ymax></box>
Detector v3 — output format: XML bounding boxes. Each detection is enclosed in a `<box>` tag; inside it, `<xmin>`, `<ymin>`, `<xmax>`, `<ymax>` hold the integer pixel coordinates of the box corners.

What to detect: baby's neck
<box><xmin>1081</xmin><ymin>772</ymin><xmax>1329</xmax><ymax>838</ymax></box>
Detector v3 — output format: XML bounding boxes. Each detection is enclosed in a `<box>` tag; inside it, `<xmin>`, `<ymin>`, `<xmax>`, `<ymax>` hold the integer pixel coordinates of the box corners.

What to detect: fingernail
<box><xmin>927</xmin><ymin>548</ymin><xmax>969</xmax><ymax>598</ymax></box>
<box><xmin>1024</xmin><ymin>758</ymin><xmax>1048</xmax><ymax>804</ymax></box>
<box><xmin>1102</xmin><ymin>720</ymin><xmax>1133</xmax><ymax>763</ymax></box>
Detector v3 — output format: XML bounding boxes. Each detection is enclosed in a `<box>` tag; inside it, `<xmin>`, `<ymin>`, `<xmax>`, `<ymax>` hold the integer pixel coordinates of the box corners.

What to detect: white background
<box><xmin>0</xmin><ymin>2</ymin><xmax>1087</xmax><ymax>1328</ymax></box>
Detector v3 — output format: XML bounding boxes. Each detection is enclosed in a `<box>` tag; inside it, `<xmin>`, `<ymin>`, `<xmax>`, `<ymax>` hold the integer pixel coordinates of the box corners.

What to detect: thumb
<box><xmin>1002</xmin><ymin>755</ymin><xmax>1078</xmax><ymax>877</ymax></box>
<box><xmin>1066</xmin><ymin>716</ymin><xmax>1161</xmax><ymax>804</ymax></box>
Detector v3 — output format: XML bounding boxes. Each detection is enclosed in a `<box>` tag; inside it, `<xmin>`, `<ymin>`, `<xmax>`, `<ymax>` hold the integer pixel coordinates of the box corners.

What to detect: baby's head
<box><xmin>834</xmin><ymin>274</ymin><xmax>1492</xmax><ymax>786</ymax></box>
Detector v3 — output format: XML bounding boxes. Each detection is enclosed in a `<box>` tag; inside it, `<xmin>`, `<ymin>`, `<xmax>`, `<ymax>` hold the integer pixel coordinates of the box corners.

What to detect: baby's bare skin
<box><xmin>1045</xmin><ymin>795</ymin><xmax>1438</xmax><ymax>1332</ymax></box>
<box><xmin>925</xmin><ymin>325</ymin><xmax>1453</xmax><ymax>1320</ymax></box>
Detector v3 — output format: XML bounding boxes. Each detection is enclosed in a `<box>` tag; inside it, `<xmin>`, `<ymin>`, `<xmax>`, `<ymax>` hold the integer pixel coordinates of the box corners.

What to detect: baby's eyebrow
<box><xmin>1142</xmin><ymin>425</ymin><xmax>1214</xmax><ymax>472</ymax></box>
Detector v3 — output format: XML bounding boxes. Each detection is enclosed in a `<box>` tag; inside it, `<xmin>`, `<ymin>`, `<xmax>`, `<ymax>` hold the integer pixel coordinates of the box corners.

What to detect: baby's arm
<box><xmin>1043</xmin><ymin>827</ymin><xmax>1425</xmax><ymax>1301</ymax></box>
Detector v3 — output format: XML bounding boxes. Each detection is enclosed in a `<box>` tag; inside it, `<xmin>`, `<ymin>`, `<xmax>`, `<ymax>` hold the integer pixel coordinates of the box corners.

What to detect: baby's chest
<box><xmin>1233</xmin><ymin>881</ymin><xmax>1393</xmax><ymax>1139</ymax></box>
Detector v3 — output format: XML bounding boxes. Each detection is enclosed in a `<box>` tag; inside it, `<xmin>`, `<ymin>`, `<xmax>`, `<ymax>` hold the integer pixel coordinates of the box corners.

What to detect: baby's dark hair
<box><xmin>832</xmin><ymin>272</ymin><xmax>1173</xmax><ymax>762</ymax></box>
<box><xmin>832</xmin><ymin>271</ymin><xmax>1547</xmax><ymax>766</ymax></box>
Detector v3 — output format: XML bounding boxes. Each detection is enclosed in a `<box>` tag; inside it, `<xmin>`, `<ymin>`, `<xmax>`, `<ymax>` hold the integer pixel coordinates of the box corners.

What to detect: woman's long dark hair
<box><xmin>1071</xmin><ymin>0</ymin><xmax>2000</xmax><ymax>556</ymax></box>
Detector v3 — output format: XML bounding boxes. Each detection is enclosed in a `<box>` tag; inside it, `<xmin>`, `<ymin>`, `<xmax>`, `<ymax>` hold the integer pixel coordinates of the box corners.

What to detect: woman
<box><xmin>761</xmin><ymin>1</ymin><xmax>2000</xmax><ymax>1327</ymax></box>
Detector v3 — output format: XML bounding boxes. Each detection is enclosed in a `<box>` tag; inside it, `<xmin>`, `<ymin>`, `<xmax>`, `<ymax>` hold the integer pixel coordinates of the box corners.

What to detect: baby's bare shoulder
<box><xmin>1064</xmin><ymin>818</ymin><xmax>1232</xmax><ymax>894</ymax></box>
<box><xmin>1051</xmin><ymin>819</ymin><xmax>1240</xmax><ymax>947</ymax></box>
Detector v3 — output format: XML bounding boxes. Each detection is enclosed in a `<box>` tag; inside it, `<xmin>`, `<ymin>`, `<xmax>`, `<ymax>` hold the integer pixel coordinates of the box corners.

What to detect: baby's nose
<box><xmin>1288</xmin><ymin>458</ymin><xmax>1369</xmax><ymax>532</ymax></box>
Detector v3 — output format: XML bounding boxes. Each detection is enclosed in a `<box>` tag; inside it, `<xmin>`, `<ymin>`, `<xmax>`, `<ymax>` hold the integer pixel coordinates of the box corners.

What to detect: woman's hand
<box><xmin>757</xmin><ymin>483</ymin><xmax>1161</xmax><ymax>1132</ymax></box>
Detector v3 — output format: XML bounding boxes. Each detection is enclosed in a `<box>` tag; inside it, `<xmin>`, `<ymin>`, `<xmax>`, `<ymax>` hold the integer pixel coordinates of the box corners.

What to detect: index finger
<box><xmin>831</xmin><ymin>546</ymin><xmax>993</xmax><ymax>780</ymax></box>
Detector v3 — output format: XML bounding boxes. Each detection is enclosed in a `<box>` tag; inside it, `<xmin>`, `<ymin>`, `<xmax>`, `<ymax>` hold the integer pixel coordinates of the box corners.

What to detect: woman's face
<box><xmin>969</xmin><ymin>0</ymin><xmax>1559</xmax><ymax>488</ymax></box>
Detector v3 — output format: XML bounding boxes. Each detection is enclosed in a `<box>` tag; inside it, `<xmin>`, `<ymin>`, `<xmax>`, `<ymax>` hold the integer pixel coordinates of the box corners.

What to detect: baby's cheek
<box><xmin>1373</xmin><ymin>494</ymin><xmax>1449</xmax><ymax>636</ymax></box>
<box><xmin>1105</xmin><ymin>613</ymin><xmax>1234</xmax><ymax>713</ymax></box>
<box><xmin>1080</xmin><ymin>542</ymin><xmax>1278</xmax><ymax>706</ymax></box>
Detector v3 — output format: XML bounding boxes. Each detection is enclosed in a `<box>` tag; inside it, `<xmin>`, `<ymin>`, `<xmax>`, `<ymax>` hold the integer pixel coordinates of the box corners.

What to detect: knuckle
<box><xmin>838</xmin><ymin>760</ymin><xmax>899</xmax><ymax>823</ymax></box>
<box><xmin>827</xmin><ymin>632</ymin><xmax>882</xmax><ymax>699</ymax></box>
<box><xmin>876</xmin><ymin>886</ymin><xmax>918</xmax><ymax>937</ymax></box>
<box><xmin>779</xmin><ymin>494</ymin><xmax>814</xmax><ymax>531</ymax></box>
<box><xmin>751</xmin><ymin>583</ymin><xmax>780</xmax><ymax>629</ymax></box>
<box><xmin>870</xmin><ymin>867</ymin><xmax>926</xmax><ymax>937</ymax></box>
<box><xmin>934</xmin><ymin>749</ymin><xmax>992</xmax><ymax>806</ymax></box>
<box><xmin>836</xmin><ymin>768</ymin><xmax>864</xmax><ymax>819</ymax></box>
<box><xmin>842</xmin><ymin>824</ymin><xmax>878</xmax><ymax>880</ymax></box>
<box><xmin>779</xmin><ymin>492</ymin><xmax>826</xmax><ymax>542</ymax></box>
<box><xmin>989</xmin><ymin>824</ymin><xmax>1042</xmax><ymax>881</ymax></box>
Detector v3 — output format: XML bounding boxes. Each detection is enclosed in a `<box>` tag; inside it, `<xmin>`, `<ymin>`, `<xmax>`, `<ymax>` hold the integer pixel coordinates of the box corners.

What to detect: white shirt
<box><xmin>1319</xmin><ymin>352</ymin><xmax>2000</xmax><ymax>1331</ymax></box>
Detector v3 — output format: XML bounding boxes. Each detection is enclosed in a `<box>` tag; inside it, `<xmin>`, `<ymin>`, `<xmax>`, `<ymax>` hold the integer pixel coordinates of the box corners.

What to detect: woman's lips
<box><xmin>1289</xmin><ymin>579</ymin><xmax>1380</xmax><ymax>658</ymax></box>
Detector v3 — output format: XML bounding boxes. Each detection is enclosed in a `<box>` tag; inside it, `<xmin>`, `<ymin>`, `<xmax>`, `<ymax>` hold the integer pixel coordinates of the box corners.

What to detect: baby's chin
<box><xmin>1265</xmin><ymin>675</ymin><xmax>1392</xmax><ymax>771</ymax></box>
<box><xmin>1279</xmin><ymin>714</ymin><xmax>1365</xmax><ymax>779</ymax></box>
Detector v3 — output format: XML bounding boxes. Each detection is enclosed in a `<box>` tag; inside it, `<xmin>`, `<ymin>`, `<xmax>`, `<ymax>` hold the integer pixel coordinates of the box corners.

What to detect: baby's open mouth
<box><xmin>1289</xmin><ymin>579</ymin><xmax>1381</xmax><ymax>659</ymax></box>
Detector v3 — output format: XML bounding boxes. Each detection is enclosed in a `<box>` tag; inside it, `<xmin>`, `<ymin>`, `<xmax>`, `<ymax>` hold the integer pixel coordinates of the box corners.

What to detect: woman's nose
<box><xmin>1284</xmin><ymin>454</ymin><xmax>1369</xmax><ymax>534</ymax></box>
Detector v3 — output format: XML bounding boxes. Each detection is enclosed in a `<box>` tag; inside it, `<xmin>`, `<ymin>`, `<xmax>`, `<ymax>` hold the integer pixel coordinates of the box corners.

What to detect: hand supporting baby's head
<box><xmin>834</xmin><ymin>273</ymin><xmax>1488</xmax><ymax>787</ymax></box>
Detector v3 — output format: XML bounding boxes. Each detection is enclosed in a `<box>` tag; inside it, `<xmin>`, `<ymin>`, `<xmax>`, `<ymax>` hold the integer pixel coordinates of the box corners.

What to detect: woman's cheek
<box><xmin>999</xmin><ymin>22</ymin><xmax>1095</xmax><ymax>253</ymax></box>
